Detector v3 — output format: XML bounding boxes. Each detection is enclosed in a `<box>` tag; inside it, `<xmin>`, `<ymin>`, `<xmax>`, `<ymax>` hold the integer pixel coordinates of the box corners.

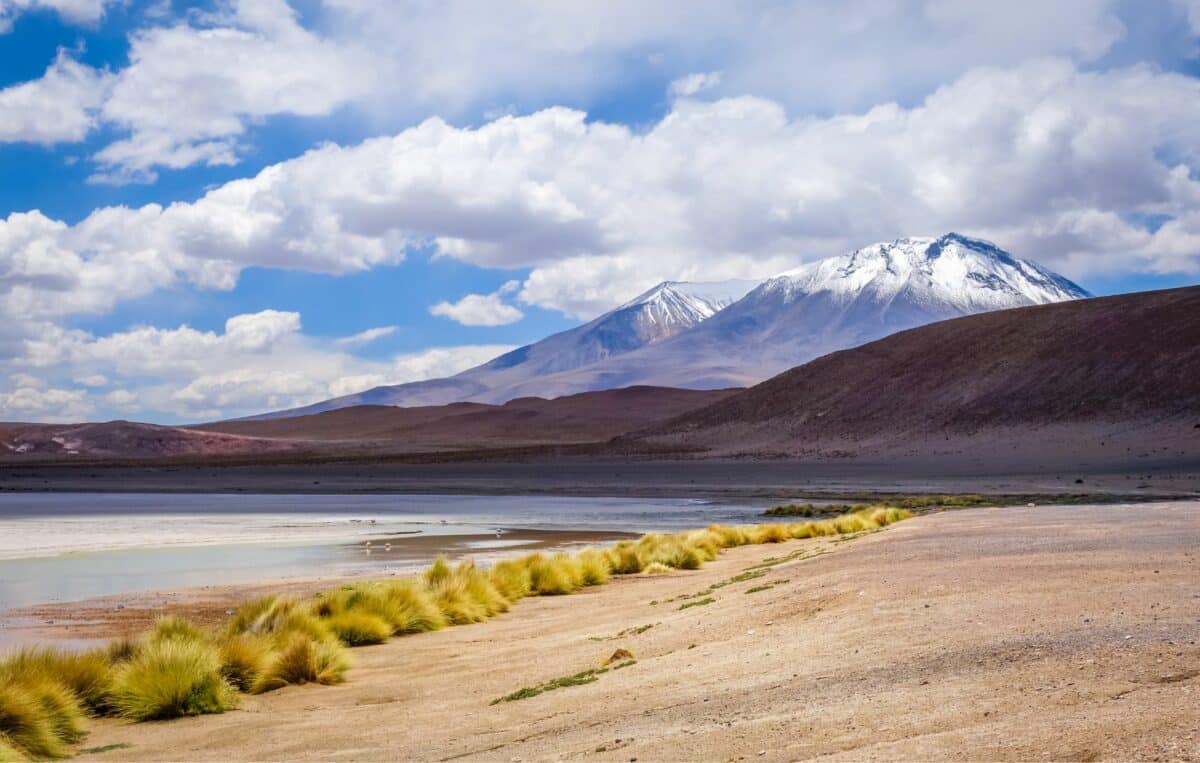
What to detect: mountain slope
<box><xmin>621</xmin><ymin>285</ymin><xmax>1200</xmax><ymax>460</ymax></box>
<box><xmin>509</xmin><ymin>233</ymin><xmax>1090</xmax><ymax>394</ymax></box>
<box><xmin>252</xmin><ymin>279</ymin><xmax>757</xmax><ymax>419</ymax></box>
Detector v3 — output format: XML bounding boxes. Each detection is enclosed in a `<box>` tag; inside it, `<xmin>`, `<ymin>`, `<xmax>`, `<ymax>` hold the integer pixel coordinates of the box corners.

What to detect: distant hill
<box><xmin>202</xmin><ymin>386</ymin><xmax>737</xmax><ymax>452</ymax></box>
<box><xmin>620</xmin><ymin>286</ymin><xmax>1200</xmax><ymax>464</ymax></box>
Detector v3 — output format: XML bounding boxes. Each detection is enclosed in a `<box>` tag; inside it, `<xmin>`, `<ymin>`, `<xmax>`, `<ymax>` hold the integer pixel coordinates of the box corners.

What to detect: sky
<box><xmin>0</xmin><ymin>0</ymin><xmax>1198</xmax><ymax>424</ymax></box>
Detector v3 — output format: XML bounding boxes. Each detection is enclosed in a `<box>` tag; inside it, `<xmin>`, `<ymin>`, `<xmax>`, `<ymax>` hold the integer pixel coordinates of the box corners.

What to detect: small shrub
<box><xmin>752</xmin><ymin>524</ymin><xmax>791</xmax><ymax>544</ymax></box>
<box><xmin>642</xmin><ymin>562</ymin><xmax>673</xmax><ymax>575</ymax></box>
<box><xmin>253</xmin><ymin>634</ymin><xmax>349</xmax><ymax>694</ymax></box>
<box><xmin>109</xmin><ymin>639</ymin><xmax>236</xmax><ymax>721</ymax></box>
<box><xmin>216</xmin><ymin>633</ymin><xmax>274</xmax><ymax>692</ymax></box>
<box><xmin>326</xmin><ymin>612</ymin><xmax>392</xmax><ymax>647</ymax></box>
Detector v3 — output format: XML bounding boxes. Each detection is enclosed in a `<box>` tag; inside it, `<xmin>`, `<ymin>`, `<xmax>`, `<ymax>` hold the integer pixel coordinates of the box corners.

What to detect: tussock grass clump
<box><xmin>108</xmin><ymin>639</ymin><xmax>236</xmax><ymax>721</ymax></box>
<box><xmin>0</xmin><ymin>675</ymin><xmax>85</xmax><ymax>760</ymax></box>
<box><xmin>228</xmin><ymin>596</ymin><xmax>329</xmax><ymax>643</ymax></box>
<box><xmin>253</xmin><ymin>634</ymin><xmax>350</xmax><ymax>694</ymax></box>
<box><xmin>605</xmin><ymin>542</ymin><xmax>643</xmax><ymax>574</ymax></box>
<box><xmin>0</xmin><ymin>647</ymin><xmax>112</xmax><ymax>716</ymax></box>
<box><xmin>326</xmin><ymin>612</ymin><xmax>393</xmax><ymax>647</ymax></box>
<box><xmin>216</xmin><ymin>633</ymin><xmax>273</xmax><ymax>692</ymax></box>
<box><xmin>525</xmin><ymin>553</ymin><xmax>580</xmax><ymax>595</ymax></box>
<box><xmin>642</xmin><ymin>562</ymin><xmax>673</xmax><ymax>575</ymax></box>
<box><xmin>105</xmin><ymin>637</ymin><xmax>140</xmax><ymax>665</ymax></box>
<box><xmin>488</xmin><ymin>558</ymin><xmax>533</xmax><ymax>601</ymax></box>
<box><xmin>423</xmin><ymin>558</ymin><xmax>502</xmax><ymax>623</ymax></box>
<box><xmin>376</xmin><ymin>580</ymin><xmax>446</xmax><ymax>634</ymax></box>
<box><xmin>575</xmin><ymin>548</ymin><xmax>612</xmax><ymax>586</ymax></box>
<box><xmin>0</xmin><ymin>734</ymin><xmax>26</xmax><ymax>762</ymax></box>
<box><xmin>751</xmin><ymin>523</ymin><xmax>792</xmax><ymax>544</ymax></box>
<box><xmin>456</xmin><ymin>560</ymin><xmax>510</xmax><ymax>616</ymax></box>
<box><xmin>148</xmin><ymin>615</ymin><xmax>208</xmax><ymax>644</ymax></box>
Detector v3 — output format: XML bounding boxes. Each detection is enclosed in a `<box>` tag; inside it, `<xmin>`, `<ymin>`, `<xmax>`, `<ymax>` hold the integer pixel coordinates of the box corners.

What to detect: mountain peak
<box><xmin>771</xmin><ymin>233</ymin><xmax>1088</xmax><ymax>309</ymax></box>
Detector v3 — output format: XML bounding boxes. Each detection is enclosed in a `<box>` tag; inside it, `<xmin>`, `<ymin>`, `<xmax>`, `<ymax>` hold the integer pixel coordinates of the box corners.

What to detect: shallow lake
<box><xmin>0</xmin><ymin>493</ymin><xmax>771</xmax><ymax>612</ymax></box>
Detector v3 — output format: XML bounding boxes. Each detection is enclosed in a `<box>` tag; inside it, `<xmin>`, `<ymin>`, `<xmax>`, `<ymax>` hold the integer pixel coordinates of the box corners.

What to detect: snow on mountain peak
<box><xmin>768</xmin><ymin>233</ymin><xmax>1089</xmax><ymax>312</ymax></box>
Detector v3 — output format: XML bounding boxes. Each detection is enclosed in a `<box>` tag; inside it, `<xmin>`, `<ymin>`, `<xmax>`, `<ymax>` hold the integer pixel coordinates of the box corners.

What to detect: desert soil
<box><xmin>69</xmin><ymin>502</ymin><xmax>1200</xmax><ymax>761</ymax></box>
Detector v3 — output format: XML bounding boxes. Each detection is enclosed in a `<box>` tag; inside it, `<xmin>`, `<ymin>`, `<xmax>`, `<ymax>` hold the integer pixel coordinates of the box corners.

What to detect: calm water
<box><xmin>0</xmin><ymin>493</ymin><xmax>770</xmax><ymax>611</ymax></box>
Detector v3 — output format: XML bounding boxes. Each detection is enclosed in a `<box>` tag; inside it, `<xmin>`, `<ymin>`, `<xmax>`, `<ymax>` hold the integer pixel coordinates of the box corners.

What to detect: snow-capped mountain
<box><xmin>482</xmin><ymin>233</ymin><xmax>1091</xmax><ymax>397</ymax></box>
<box><xmin>249</xmin><ymin>279</ymin><xmax>759</xmax><ymax>419</ymax></box>
<box><xmin>248</xmin><ymin>234</ymin><xmax>1087</xmax><ymax>420</ymax></box>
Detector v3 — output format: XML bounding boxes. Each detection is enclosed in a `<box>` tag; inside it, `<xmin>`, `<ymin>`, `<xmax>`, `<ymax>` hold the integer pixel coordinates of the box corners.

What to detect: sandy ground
<box><xmin>54</xmin><ymin>501</ymin><xmax>1199</xmax><ymax>762</ymax></box>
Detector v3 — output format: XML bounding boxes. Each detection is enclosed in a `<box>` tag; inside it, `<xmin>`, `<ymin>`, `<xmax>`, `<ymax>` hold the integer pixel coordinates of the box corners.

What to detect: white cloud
<box><xmin>0</xmin><ymin>51</ymin><xmax>110</xmax><ymax>144</ymax></box>
<box><xmin>4</xmin><ymin>59</ymin><xmax>1200</xmax><ymax>328</ymax></box>
<box><xmin>0</xmin><ymin>0</ymin><xmax>113</xmax><ymax>32</ymax></box>
<box><xmin>0</xmin><ymin>385</ymin><xmax>92</xmax><ymax>422</ymax></box>
<box><xmin>7</xmin><ymin>308</ymin><xmax>514</xmax><ymax>420</ymax></box>
<box><xmin>335</xmin><ymin>326</ymin><xmax>397</xmax><ymax>346</ymax></box>
<box><xmin>89</xmin><ymin>0</ymin><xmax>375</xmax><ymax>183</ymax></box>
<box><xmin>1</xmin><ymin>0</ymin><xmax>1177</xmax><ymax>180</ymax></box>
<box><xmin>430</xmin><ymin>281</ymin><xmax>524</xmax><ymax>326</ymax></box>
<box><xmin>670</xmin><ymin>71</ymin><xmax>721</xmax><ymax>98</ymax></box>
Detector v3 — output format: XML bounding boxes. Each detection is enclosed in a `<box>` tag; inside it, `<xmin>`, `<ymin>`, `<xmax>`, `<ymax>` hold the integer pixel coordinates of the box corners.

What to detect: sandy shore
<box><xmin>49</xmin><ymin>501</ymin><xmax>1198</xmax><ymax>761</ymax></box>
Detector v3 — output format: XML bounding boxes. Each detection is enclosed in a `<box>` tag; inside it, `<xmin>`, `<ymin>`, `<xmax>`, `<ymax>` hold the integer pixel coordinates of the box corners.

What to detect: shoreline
<box><xmin>45</xmin><ymin>500</ymin><xmax>1200</xmax><ymax>761</ymax></box>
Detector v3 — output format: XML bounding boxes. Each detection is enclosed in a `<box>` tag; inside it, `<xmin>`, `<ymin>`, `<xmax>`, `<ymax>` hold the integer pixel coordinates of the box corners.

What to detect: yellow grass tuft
<box><xmin>325</xmin><ymin>611</ymin><xmax>393</xmax><ymax>647</ymax></box>
<box><xmin>252</xmin><ymin>634</ymin><xmax>350</xmax><ymax>694</ymax></box>
<box><xmin>376</xmin><ymin>580</ymin><xmax>446</xmax><ymax>634</ymax></box>
<box><xmin>604</xmin><ymin>542</ymin><xmax>643</xmax><ymax>574</ymax></box>
<box><xmin>488</xmin><ymin>558</ymin><xmax>533</xmax><ymax>600</ymax></box>
<box><xmin>0</xmin><ymin>673</ymin><xmax>85</xmax><ymax>760</ymax></box>
<box><xmin>227</xmin><ymin>596</ymin><xmax>329</xmax><ymax>643</ymax></box>
<box><xmin>642</xmin><ymin>562</ymin><xmax>673</xmax><ymax>575</ymax></box>
<box><xmin>525</xmin><ymin>553</ymin><xmax>580</xmax><ymax>595</ymax></box>
<box><xmin>575</xmin><ymin>548</ymin><xmax>612</xmax><ymax>586</ymax></box>
<box><xmin>148</xmin><ymin>615</ymin><xmax>207</xmax><ymax>645</ymax></box>
<box><xmin>216</xmin><ymin>633</ymin><xmax>273</xmax><ymax>692</ymax></box>
<box><xmin>108</xmin><ymin>638</ymin><xmax>236</xmax><ymax>721</ymax></box>
<box><xmin>0</xmin><ymin>734</ymin><xmax>26</xmax><ymax>762</ymax></box>
<box><xmin>0</xmin><ymin>647</ymin><xmax>112</xmax><ymax>716</ymax></box>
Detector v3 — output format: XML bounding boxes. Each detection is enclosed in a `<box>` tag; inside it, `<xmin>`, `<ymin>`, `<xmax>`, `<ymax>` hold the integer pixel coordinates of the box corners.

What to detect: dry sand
<box><xmin>65</xmin><ymin>502</ymin><xmax>1200</xmax><ymax>761</ymax></box>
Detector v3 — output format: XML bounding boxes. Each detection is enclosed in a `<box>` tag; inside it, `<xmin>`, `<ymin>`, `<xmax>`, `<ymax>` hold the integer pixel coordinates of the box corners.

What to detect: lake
<box><xmin>0</xmin><ymin>492</ymin><xmax>771</xmax><ymax>612</ymax></box>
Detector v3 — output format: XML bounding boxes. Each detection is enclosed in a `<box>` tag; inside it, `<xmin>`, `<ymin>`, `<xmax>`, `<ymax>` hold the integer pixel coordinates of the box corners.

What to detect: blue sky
<box><xmin>0</xmin><ymin>0</ymin><xmax>1197</xmax><ymax>423</ymax></box>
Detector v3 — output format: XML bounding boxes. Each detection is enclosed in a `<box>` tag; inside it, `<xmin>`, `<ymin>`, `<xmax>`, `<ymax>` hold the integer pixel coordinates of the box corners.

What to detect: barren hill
<box><xmin>623</xmin><ymin>286</ymin><xmax>1200</xmax><ymax>464</ymax></box>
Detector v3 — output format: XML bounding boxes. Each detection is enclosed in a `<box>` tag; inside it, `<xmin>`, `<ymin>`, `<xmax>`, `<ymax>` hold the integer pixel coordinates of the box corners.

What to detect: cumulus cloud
<box><xmin>6</xmin><ymin>59</ymin><xmax>1197</xmax><ymax>322</ymax></box>
<box><xmin>0</xmin><ymin>385</ymin><xmax>92</xmax><ymax>421</ymax></box>
<box><xmin>430</xmin><ymin>281</ymin><xmax>524</xmax><ymax>326</ymax></box>
<box><xmin>0</xmin><ymin>51</ymin><xmax>110</xmax><ymax>144</ymax></box>
<box><xmin>5</xmin><ymin>309</ymin><xmax>513</xmax><ymax>420</ymax></box>
<box><xmin>1</xmin><ymin>0</ymin><xmax>1181</xmax><ymax>179</ymax></box>
<box><xmin>0</xmin><ymin>0</ymin><xmax>113</xmax><ymax>32</ymax></box>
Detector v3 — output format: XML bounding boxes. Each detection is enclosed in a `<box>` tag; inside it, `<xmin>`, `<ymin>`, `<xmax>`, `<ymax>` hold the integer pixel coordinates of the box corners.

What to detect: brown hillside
<box><xmin>200</xmin><ymin>385</ymin><xmax>739</xmax><ymax>451</ymax></box>
<box><xmin>625</xmin><ymin>286</ymin><xmax>1200</xmax><ymax>459</ymax></box>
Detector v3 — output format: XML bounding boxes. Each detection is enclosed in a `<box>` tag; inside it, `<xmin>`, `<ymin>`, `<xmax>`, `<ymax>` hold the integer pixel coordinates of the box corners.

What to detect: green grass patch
<box><xmin>678</xmin><ymin>597</ymin><xmax>715</xmax><ymax>611</ymax></box>
<box><xmin>744</xmin><ymin>584</ymin><xmax>775</xmax><ymax>594</ymax></box>
<box><xmin>78</xmin><ymin>742</ymin><xmax>132</xmax><ymax>755</ymax></box>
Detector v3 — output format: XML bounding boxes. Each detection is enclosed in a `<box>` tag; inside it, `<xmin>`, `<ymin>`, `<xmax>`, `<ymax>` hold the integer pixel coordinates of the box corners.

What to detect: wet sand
<box><xmin>44</xmin><ymin>501</ymin><xmax>1200</xmax><ymax>761</ymax></box>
